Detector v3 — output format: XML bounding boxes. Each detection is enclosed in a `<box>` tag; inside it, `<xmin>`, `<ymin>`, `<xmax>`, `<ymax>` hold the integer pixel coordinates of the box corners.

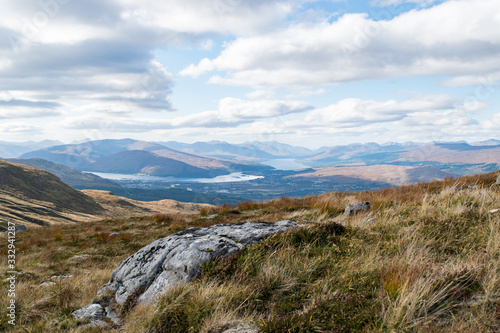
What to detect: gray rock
<box><xmin>109</xmin><ymin>232</ymin><xmax>120</xmax><ymax>237</ymax></box>
<box><xmin>207</xmin><ymin>214</ymin><xmax>219</xmax><ymax>219</ymax></box>
<box><xmin>221</xmin><ymin>323</ymin><xmax>259</xmax><ymax>333</ymax></box>
<box><xmin>496</xmin><ymin>173</ymin><xmax>500</xmax><ymax>184</ymax></box>
<box><xmin>70</xmin><ymin>254</ymin><xmax>91</xmax><ymax>261</ymax></box>
<box><xmin>72</xmin><ymin>304</ymin><xmax>106</xmax><ymax>322</ymax></box>
<box><xmin>344</xmin><ymin>202</ymin><xmax>371</xmax><ymax>216</ymax></box>
<box><xmin>98</xmin><ymin>220</ymin><xmax>297</xmax><ymax>305</ymax></box>
<box><xmin>361</xmin><ymin>217</ymin><xmax>375</xmax><ymax>224</ymax></box>
<box><xmin>15</xmin><ymin>225</ymin><xmax>27</xmax><ymax>232</ymax></box>
<box><xmin>104</xmin><ymin>306</ymin><xmax>121</xmax><ymax>325</ymax></box>
<box><xmin>51</xmin><ymin>275</ymin><xmax>73</xmax><ymax>280</ymax></box>
<box><xmin>40</xmin><ymin>281</ymin><xmax>56</xmax><ymax>286</ymax></box>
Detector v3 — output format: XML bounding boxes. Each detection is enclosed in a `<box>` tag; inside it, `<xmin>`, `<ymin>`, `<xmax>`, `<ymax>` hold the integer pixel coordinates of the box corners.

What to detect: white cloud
<box><xmin>245</xmin><ymin>89</ymin><xmax>275</xmax><ymax>99</ymax></box>
<box><xmin>0</xmin><ymin>121</ymin><xmax>43</xmax><ymax>134</ymax></box>
<box><xmin>115</xmin><ymin>0</ymin><xmax>294</xmax><ymax>35</ymax></box>
<box><xmin>182</xmin><ymin>0</ymin><xmax>500</xmax><ymax>88</ymax></box>
<box><xmin>62</xmin><ymin>98</ymin><xmax>313</xmax><ymax>131</ymax></box>
<box><xmin>285</xmin><ymin>88</ymin><xmax>326</xmax><ymax>99</ymax></box>
<box><xmin>372</xmin><ymin>0</ymin><xmax>442</xmax><ymax>7</ymax></box>
<box><xmin>305</xmin><ymin>95</ymin><xmax>455</xmax><ymax>127</ymax></box>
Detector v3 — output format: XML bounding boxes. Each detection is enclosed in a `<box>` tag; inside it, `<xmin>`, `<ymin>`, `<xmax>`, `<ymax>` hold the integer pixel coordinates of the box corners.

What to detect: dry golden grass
<box><xmin>0</xmin><ymin>171</ymin><xmax>498</xmax><ymax>332</ymax></box>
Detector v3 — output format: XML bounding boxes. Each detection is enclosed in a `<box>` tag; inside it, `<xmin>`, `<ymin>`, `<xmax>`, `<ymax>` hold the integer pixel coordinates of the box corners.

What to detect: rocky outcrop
<box><xmin>72</xmin><ymin>304</ymin><xmax>107</xmax><ymax>327</ymax></box>
<box><xmin>74</xmin><ymin>220</ymin><xmax>297</xmax><ymax>326</ymax></box>
<box><xmin>344</xmin><ymin>202</ymin><xmax>370</xmax><ymax>215</ymax></box>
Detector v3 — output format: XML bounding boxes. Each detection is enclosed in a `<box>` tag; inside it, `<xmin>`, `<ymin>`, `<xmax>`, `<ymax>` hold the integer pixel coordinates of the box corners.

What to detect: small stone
<box><xmin>489</xmin><ymin>209</ymin><xmax>500</xmax><ymax>214</ymax></box>
<box><xmin>72</xmin><ymin>304</ymin><xmax>105</xmax><ymax>322</ymax></box>
<box><xmin>362</xmin><ymin>217</ymin><xmax>375</xmax><ymax>223</ymax></box>
<box><xmin>105</xmin><ymin>306</ymin><xmax>121</xmax><ymax>325</ymax></box>
<box><xmin>344</xmin><ymin>202</ymin><xmax>371</xmax><ymax>216</ymax></box>
<box><xmin>222</xmin><ymin>323</ymin><xmax>259</xmax><ymax>333</ymax></box>
<box><xmin>109</xmin><ymin>232</ymin><xmax>120</xmax><ymax>237</ymax></box>
<box><xmin>15</xmin><ymin>225</ymin><xmax>27</xmax><ymax>232</ymax></box>
<box><xmin>51</xmin><ymin>275</ymin><xmax>73</xmax><ymax>280</ymax></box>
<box><xmin>40</xmin><ymin>281</ymin><xmax>56</xmax><ymax>286</ymax></box>
<box><xmin>70</xmin><ymin>254</ymin><xmax>90</xmax><ymax>261</ymax></box>
<box><xmin>207</xmin><ymin>214</ymin><xmax>219</xmax><ymax>219</ymax></box>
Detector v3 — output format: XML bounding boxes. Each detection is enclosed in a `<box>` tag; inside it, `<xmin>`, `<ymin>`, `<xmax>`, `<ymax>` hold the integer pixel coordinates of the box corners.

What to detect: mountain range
<box><xmin>18</xmin><ymin>139</ymin><xmax>271</xmax><ymax>177</ymax></box>
<box><xmin>0</xmin><ymin>138</ymin><xmax>499</xmax><ymax>203</ymax></box>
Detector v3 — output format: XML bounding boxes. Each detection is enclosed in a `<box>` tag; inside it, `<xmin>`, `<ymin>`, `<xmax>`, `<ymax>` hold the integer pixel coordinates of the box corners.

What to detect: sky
<box><xmin>0</xmin><ymin>0</ymin><xmax>499</xmax><ymax>149</ymax></box>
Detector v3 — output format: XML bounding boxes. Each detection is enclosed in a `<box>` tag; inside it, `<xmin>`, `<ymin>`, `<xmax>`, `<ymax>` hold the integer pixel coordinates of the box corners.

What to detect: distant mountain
<box><xmin>240</xmin><ymin>141</ymin><xmax>313</xmax><ymax>157</ymax></box>
<box><xmin>4</xmin><ymin>158</ymin><xmax>121</xmax><ymax>189</ymax></box>
<box><xmin>84</xmin><ymin>150</ymin><xmax>213</xmax><ymax>178</ymax></box>
<box><xmin>303</xmin><ymin>141</ymin><xmax>500</xmax><ymax>174</ymax></box>
<box><xmin>156</xmin><ymin>140</ymin><xmax>276</xmax><ymax>160</ymax></box>
<box><xmin>0</xmin><ymin>140</ymin><xmax>63</xmax><ymax>158</ymax></box>
<box><xmin>290</xmin><ymin>165</ymin><xmax>459</xmax><ymax>186</ymax></box>
<box><xmin>304</xmin><ymin>142</ymin><xmax>417</xmax><ymax>165</ymax></box>
<box><xmin>470</xmin><ymin>139</ymin><xmax>500</xmax><ymax>146</ymax></box>
<box><xmin>400</xmin><ymin>143</ymin><xmax>500</xmax><ymax>164</ymax></box>
<box><xmin>20</xmin><ymin>139</ymin><xmax>272</xmax><ymax>177</ymax></box>
<box><xmin>158</xmin><ymin>140</ymin><xmax>314</xmax><ymax>160</ymax></box>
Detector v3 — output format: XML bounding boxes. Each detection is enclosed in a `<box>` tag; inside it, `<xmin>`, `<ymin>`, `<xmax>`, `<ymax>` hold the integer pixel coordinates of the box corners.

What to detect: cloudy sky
<box><xmin>0</xmin><ymin>0</ymin><xmax>499</xmax><ymax>148</ymax></box>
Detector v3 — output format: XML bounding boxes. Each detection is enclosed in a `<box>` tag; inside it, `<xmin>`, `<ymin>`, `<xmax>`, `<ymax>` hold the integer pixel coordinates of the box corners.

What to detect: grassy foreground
<box><xmin>1</xmin><ymin>172</ymin><xmax>499</xmax><ymax>332</ymax></box>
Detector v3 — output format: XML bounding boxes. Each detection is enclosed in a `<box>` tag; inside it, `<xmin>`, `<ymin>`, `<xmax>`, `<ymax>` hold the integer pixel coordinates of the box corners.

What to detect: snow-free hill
<box><xmin>20</xmin><ymin>139</ymin><xmax>271</xmax><ymax>177</ymax></box>
<box><xmin>158</xmin><ymin>140</ymin><xmax>313</xmax><ymax>161</ymax></box>
<box><xmin>304</xmin><ymin>142</ymin><xmax>500</xmax><ymax>169</ymax></box>
<box><xmin>0</xmin><ymin>160</ymin><xmax>104</xmax><ymax>227</ymax></box>
<box><xmin>0</xmin><ymin>161</ymin><xmax>211</xmax><ymax>230</ymax></box>
<box><xmin>290</xmin><ymin>165</ymin><xmax>459</xmax><ymax>186</ymax></box>
<box><xmin>3</xmin><ymin>158</ymin><xmax>121</xmax><ymax>189</ymax></box>
<box><xmin>0</xmin><ymin>140</ymin><xmax>62</xmax><ymax>158</ymax></box>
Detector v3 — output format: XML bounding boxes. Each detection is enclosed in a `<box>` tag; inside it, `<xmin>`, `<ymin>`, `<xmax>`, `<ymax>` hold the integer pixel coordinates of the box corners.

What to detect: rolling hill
<box><xmin>0</xmin><ymin>140</ymin><xmax>62</xmax><ymax>158</ymax></box>
<box><xmin>0</xmin><ymin>161</ymin><xmax>211</xmax><ymax>230</ymax></box>
<box><xmin>303</xmin><ymin>141</ymin><xmax>500</xmax><ymax>175</ymax></box>
<box><xmin>157</xmin><ymin>140</ymin><xmax>314</xmax><ymax>161</ymax></box>
<box><xmin>290</xmin><ymin>164</ymin><xmax>459</xmax><ymax>186</ymax></box>
<box><xmin>3</xmin><ymin>158</ymin><xmax>121</xmax><ymax>189</ymax></box>
<box><xmin>83</xmin><ymin>150</ymin><xmax>213</xmax><ymax>178</ymax></box>
<box><xmin>0</xmin><ymin>160</ymin><xmax>105</xmax><ymax>227</ymax></box>
<box><xmin>157</xmin><ymin>140</ymin><xmax>276</xmax><ymax>160</ymax></box>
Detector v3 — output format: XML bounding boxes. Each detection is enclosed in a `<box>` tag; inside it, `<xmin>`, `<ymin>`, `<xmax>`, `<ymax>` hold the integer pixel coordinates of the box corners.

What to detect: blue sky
<box><xmin>0</xmin><ymin>0</ymin><xmax>499</xmax><ymax>148</ymax></box>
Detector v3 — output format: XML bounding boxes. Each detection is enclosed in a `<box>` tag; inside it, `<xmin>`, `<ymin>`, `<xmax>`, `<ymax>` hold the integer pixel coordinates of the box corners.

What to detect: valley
<box><xmin>1</xmin><ymin>138</ymin><xmax>499</xmax><ymax>205</ymax></box>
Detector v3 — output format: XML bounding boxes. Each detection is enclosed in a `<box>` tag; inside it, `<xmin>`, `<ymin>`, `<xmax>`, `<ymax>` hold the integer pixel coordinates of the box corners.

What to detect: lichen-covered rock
<box><xmin>72</xmin><ymin>304</ymin><xmax>106</xmax><ymax>322</ymax></box>
<box><xmin>98</xmin><ymin>220</ymin><xmax>297</xmax><ymax>305</ymax></box>
<box><xmin>344</xmin><ymin>202</ymin><xmax>371</xmax><ymax>216</ymax></box>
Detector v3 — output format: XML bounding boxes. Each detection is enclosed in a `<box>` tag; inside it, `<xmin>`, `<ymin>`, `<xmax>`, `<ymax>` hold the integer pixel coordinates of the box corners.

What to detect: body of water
<box><xmin>86</xmin><ymin>171</ymin><xmax>264</xmax><ymax>183</ymax></box>
<box><xmin>261</xmin><ymin>159</ymin><xmax>309</xmax><ymax>171</ymax></box>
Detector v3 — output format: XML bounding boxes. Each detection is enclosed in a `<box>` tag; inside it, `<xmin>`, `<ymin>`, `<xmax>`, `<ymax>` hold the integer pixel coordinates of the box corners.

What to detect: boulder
<box><xmin>344</xmin><ymin>202</ymin><xmax>371</xmax><ymax>216</ymax></box>
<box><xmin>96</xmin><ymin>220</ymin><xmax>297</xmax><ymax>307</ymax></box>
<box><xmin>72</xmin><ymin>304</ymin><xmax>106</xmax><ymax>324</ymax></box>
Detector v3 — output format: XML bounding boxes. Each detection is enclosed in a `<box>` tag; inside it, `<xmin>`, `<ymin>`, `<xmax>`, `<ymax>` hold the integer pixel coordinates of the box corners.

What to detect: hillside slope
<box><xmin>0</xmin><ymin>161</ymin><xmax>211</xmax><ymax>230</ymax></box>
<box><xmin>4</xmin><ymin>158</ymin><xmax>121</xmax><ymax>188</ymax></box>
<box><xmin>290</xmin><ymin>164</ymin><xmax>459</xmax><ymax>186</ymax></box>
<box><xmin>0</xmin><ymin>161</ymin><xmax>105</xmax><ymax>226</ymax></box>
<box><xmin>2</xmin><ymin>171</ymin><xmax>498</xmax><ymax>332</ymax></box>
<box><xmin>84</xmin><ymin>150</ymin><xmax>213</xmax><ymax>178</ymax></box>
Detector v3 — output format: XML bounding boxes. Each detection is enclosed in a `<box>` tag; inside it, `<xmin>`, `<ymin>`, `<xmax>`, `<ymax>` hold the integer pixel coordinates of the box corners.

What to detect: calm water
<box><xmin>86</xmin><ymin>171</ymin><xmax>264</xmax><ymax>183</ymax></box>
<box><xmin>261</xmin><ymin>159</ymin><xmax>309</xmax><ymax>171</ymax></box>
